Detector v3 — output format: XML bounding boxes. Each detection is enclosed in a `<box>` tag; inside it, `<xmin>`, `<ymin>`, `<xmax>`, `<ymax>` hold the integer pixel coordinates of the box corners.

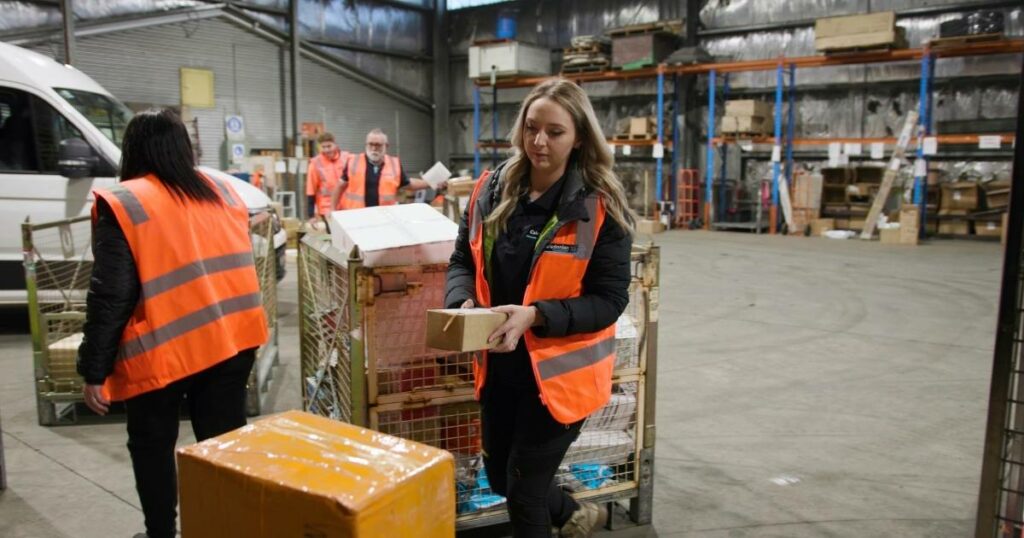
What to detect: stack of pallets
<box><xmin>560</xmin><ymin>35</ymin><xmax>611</xmax><ymax>75</ymax></box>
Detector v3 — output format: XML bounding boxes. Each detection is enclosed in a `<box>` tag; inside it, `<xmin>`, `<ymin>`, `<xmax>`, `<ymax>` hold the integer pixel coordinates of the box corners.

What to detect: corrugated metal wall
<box><xmin>27</xmin><ymin>16</ymin><xmax>432</xmax><ymax>172</ymax></box>
<box><xmin>30</xmin><ymin>18</ymin><xmax>286</xmax><ymax>169</ymax></box>
<box><xmin>297</xmin><ymin>54</ymin><xmax>433</xmax><ymax>174</ymax></box>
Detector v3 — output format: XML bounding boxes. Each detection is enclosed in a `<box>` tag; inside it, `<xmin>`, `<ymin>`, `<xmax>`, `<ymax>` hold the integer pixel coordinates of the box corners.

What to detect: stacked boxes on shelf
<box><xmin>721</xmin><ymin>100</ymin><xmax>773</xmax><ymax>136</ymax></box>
<box><xmin>814</xmin><ymin>11</ymin><xmax>907</xmax><ymax>53</ymax></box>
<box><xmin>608</xmin><ymin>20</ymin><xmax>680</xmax><ymax>71</ymax></box>
<box><xmin>821</xmin><ymin>166</ymin><xmax>890</xmax><ymax>231</ymax></box>
<box><xmin>939</xmin><ymin>182</ymin><xmax>978</xmax><ymax>235</ymax></box>
<box><xmin>976</xmin><ymin>179</ymin><xmax>1011</xmax><ymax>238</ymax></box>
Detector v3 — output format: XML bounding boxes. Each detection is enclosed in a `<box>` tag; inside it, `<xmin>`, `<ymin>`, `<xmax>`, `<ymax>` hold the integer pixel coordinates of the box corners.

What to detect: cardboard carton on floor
<box><xmin>811</xmin><ymin>218</ymin><xmax>835</xmax><ymax>237</ymax></box>
<box><xmin>426</xmin><ymin>308</ymin><xmax>509</xmax><ymax>352</ymax></box>
<box><xmin>899</xmin><ymin>207</ymin><xmax>920</xmax><ymax>245</ymax></box>
<box><xmin>636</xmin><ymin>219</ymin><xmax>665</xmax><ymax>235</ymax></box>
<box><xmin>879</xmin><ymin>227</ymin><xmax>902</xmax><ymax>245</ymax></box>
<box><xmin>177</xmin><ymin>410</ymin><xmax>455</xmax><ymax>538</ymax></box>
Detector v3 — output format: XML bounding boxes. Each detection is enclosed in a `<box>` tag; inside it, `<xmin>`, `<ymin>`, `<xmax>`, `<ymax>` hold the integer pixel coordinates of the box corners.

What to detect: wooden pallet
<box><xmin>613</xmin><ymin>133</ymin><xmax>657</xmax><ymax>141</ymax></box>
<box><xmin>929</xmin><ymin>33</ymin><xmax>1003</xmax><ymax>48</ymax></box>
<box><xmin>823</xmin><ymin>42</ymin><xmax>903</xmax><ymax>55</ymax></box>
<box><xmin>562</xmin><ymin>53</ymin><xmax>609</xmax><ymax>64</ymax></box>
<box><xmin>564</xmin><ymin>44</ymin><xmax>610</xmax><ymax>55</ymax></box>
<box><xmin>561</xmin><ymin>64</ymin><xmax>607</xmax><ymax>75</ymax></box>
<box><xmin>607</xmin><ymin>19</ymin><xmax>682</xmax><ymax>37</ymax></box>
<box><xmin>721</xmin><ymin>131</ymin><xmax>772</xmax><ymax>138</ymax></box>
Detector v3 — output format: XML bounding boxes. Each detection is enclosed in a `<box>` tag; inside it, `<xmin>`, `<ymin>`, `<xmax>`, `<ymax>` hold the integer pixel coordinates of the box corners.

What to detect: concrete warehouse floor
<box><xmin>0</xmin><ymin>230</ymin><xmax>1005</xmax><ymax>537</ymax></box>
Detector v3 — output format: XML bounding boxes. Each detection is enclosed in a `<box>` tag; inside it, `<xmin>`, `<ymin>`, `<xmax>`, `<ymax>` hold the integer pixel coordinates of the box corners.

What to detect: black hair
<box><xmin>119</xmin><ymin>108</ymin><xmax>219</xmax><ymax>203</ymax></box>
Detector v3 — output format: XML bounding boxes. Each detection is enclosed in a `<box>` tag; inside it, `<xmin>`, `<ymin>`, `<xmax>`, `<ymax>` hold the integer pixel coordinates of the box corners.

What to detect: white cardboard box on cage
<box><xmin>328</xmin><ymin>204</ymin><xmax>458</xmax><ymax>267</ymax></box>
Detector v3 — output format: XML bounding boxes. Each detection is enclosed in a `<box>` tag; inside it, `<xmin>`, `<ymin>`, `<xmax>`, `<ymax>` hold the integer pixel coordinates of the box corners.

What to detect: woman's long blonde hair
<box><xmin>485</xmin><ymin>78</ymin><xmax>636</xmax><ymax>234</ymax></box>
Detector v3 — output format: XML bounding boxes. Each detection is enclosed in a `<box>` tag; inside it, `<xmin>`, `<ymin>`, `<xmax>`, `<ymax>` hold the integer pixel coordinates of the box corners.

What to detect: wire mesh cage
<box><xmin>382</xmin><ymin>379</ymin><xmax>646</xmax><ymax>522</ymax></box>
<box><xmin>23</xmin><ymin>212</ymin><xmax>280</xmax><ymax>425</ymax></box>
<box><xmin>22</xmin><ymin>216</ymin><xmax>92</xmax><ymax>426</ymax></box>
<box><xmin>246</xmin><ymin>212</ymin><xmax>281</xmax><ymax>416</ymax></box>
<box><xmin>298</xmin><ymin>234</ymin><xmax>357</xmax><ymax>424</ymax></box>
<box><xmin>298</xmin><ymin>231</ymin><xmax>660</xmax><ymax>530</ymax></box>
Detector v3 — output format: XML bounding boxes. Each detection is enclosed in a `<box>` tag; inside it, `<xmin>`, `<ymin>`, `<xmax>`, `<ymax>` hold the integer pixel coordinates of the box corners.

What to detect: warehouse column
<box><xmin>432</xmin><ymin>0</ymin><xmax>450</xmax><ymax>165</ymax></box>
<box><xmin>60</xmin><ymin>0</ymin><xmax>75</xmax><ymax>65</ymax></box>
<box><xmin>290</xmin><ymin>0</ymin><xmax>303</xmax><ymax>219</ymax></box>
<box><xmin>680</xmin><ymin>0</ymin><xmax>700</xmax><ymax>171</ymax></box>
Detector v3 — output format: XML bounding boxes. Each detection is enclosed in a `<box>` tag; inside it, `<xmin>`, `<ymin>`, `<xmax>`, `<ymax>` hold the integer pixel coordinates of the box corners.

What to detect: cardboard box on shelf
<box><xmin>940</xmin><ymin>182</ymin><xmax>979</xmax><ymax>212</ymax></box>
<box><xmin>724</xmin><ymin>99</ymin><xmax>773</xmax><ymax>118</ymax></box>
<box><xmin>629</xmin><ymin>116</ymin><xmax>656</xmax><ymax>136</ymax></box>
<box><xmin>611</xmin><ymin>32</ymin><xmax>677</xmax><ymax>69</ymax></box>
<box><xmin>329</xmin><ymin>204</ymin><xmax>458</xmax><ymax>267</ymax></box>
<box><xmin>976</xmin><ymin>220</ymin><xmax>1003</xmax><ymax>238</ymax></box>
<box><xmin>721</xmin><ymin>115</ymin><xmax>770</xmax><ymax>135</ymax></box>
<box><xmin>177</xmin><ymin>410</ymin><xmax>455</xmax><ymax>538</ymax></box>
<box><xmin>811</xmin><ymin>218</ymin><xmax>835</xmax><ymax>237</ymax></box>
<box><xmin>986</xmin><ymin>188</ymin><xmax>1010</xmax><ymax>209</ymax></box>
<box><xmin>426</xmin><ymin>308</ymin><xmax>509</xmax><ymax>352</ymax></box>
<box><xmin>938</xmin><ymin>218</ymin><xmax>970</xmax><ymax>236</ymax></box>
<box><xmin>814</xmin><ymin>12</ymin><xmax>904</xmax><ymax>52</ymax></box>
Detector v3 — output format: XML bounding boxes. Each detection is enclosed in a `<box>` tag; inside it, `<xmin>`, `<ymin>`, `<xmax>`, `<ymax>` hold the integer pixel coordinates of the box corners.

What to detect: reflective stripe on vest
<box><xmin>208</xmin><ymin>176</ymin><xmax>237</xmax><ymax>207</ymax></box>
<box><xmin>117</xmin><ymin>292</ymin><xmax>262</xmax><ymax>361</ymax></box>
<box><xmin>107</xmin><ymin>185</ymin><xmax>149</xmax><ymax>224</ymax></box>
<box><xmin>535</xmin><ymin>336</ymin><xmax>615</xmax><ymax>380</ymax></box>
<box><xmin>92</xmin><ymin>174</ymin><xmax>268</xmax><ymax>401</ymax></box>
<box><xmin>466</xmin><ymin>172</ymin><xmax>614</xmax><ymax>424</ymax></box>
<box><xmin>141</xmin><ymin>252</ymin><xmax>256</xmax><ymax>299</ymax></box>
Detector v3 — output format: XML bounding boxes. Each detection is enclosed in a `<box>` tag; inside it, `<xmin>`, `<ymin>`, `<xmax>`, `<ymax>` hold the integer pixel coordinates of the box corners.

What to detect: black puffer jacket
<box><xmin>76</xmin><ymin>199</ymin><xmax>139</xmax><ymax>384</ymax></box>
<box><xmin>445</xmin><ymin>163</ymin><xmax>632</xmax><ymax>338</ymax></box>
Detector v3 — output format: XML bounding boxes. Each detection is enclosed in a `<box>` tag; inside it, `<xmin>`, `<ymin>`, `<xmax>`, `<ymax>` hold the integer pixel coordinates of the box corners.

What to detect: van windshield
<box><xmin>54</xmin><ymin>88</ymin><xmax>133</xmax><ymax>145</ymax></box>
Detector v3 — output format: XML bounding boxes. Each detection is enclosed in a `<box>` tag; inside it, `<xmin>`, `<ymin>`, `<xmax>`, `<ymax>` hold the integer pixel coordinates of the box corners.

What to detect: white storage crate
<box><xmin>468</xmin><ymin>41</ymin><xmax>551</xmax><ymax>79</ymax></box>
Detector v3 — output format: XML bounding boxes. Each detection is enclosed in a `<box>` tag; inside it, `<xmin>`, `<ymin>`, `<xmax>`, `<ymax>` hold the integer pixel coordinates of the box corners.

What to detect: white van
<box><xmin>0</xmin><ymin>42</ymin><xmax>286</xmax><ymax>304</ymax></box>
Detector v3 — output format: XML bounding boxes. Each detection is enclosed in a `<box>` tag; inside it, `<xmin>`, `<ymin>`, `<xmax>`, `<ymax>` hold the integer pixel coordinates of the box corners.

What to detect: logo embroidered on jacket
<box><xmin>543</xmin><ymin>243</ymin><xmax>578</xmax><ymax>254</ymax></box>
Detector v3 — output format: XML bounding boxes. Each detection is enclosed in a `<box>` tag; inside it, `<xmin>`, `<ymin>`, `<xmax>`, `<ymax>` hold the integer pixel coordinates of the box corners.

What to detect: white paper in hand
<box><xmin>421</xmin><ymin>161</ymin><xmax>452</xmax><ymax>189</ymax></box>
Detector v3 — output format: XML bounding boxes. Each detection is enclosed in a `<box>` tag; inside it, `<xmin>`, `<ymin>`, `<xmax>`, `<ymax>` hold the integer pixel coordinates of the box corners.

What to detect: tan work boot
<box><xmin>559</xmin><ymin>501</ymin><xmax>607</xmax><ymax>537</ymax></box>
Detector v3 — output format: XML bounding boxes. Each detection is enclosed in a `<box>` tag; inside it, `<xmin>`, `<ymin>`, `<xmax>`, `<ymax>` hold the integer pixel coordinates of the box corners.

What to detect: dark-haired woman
<box><xmin>76</xmin><ymin>108</ymin><xmax>268</xmax><ymax>538</ymax></box>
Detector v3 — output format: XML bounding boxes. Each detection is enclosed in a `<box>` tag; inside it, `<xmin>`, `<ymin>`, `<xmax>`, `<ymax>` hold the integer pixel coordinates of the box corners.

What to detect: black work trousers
<box><xmin>481</xmin><ymin>380</ymin><xmax>584</xmax><ymax>537</ymax></box>
<box><xmin>124</xmin><ymin>349</ymin><xmax>255</xmax><ymax>538</ymax></box>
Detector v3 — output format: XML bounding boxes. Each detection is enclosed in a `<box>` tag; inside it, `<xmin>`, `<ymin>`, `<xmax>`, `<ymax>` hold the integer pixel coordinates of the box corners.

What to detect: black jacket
<box><xmin>76</xmin><ymin>199</ymin><xmax>140</xmax><ymax>384</ymax></box>
<box><xmin>445</xmin><ymin>162</ymin><xmax>632</xmax><ymax>338</ymax></box>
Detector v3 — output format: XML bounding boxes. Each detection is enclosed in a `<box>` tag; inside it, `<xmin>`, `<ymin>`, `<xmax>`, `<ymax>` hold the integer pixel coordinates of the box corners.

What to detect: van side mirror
<box><xmin>58</xmin><ymin>138</ymin><xmax>99</xmax><ymax>179</ymax></box>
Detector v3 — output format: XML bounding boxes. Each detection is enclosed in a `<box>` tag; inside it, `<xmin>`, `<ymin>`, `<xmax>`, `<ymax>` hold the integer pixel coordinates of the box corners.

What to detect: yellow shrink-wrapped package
<box><xmin>177</xmin><ymin>410</ymin><xmax>455</xmax><ymax>538</ymax></box>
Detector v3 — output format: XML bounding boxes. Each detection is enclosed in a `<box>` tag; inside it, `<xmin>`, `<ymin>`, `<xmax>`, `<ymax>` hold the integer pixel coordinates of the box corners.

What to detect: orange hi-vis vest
<box><xmin>466</xmin><ymin>170</ymin><xmax>616</xmax><ymax>424</ymax></box>
<box><xmin>339</xmin><ymin>153</ymin><xmax>402</xmax><ymax>209</ymax></box>
<box><xmin>92</xmin><ymin>174</ymin><xmax>269</xmax><ymax>401</ymax></box>
<box><xmin>311</xmin><ymin>151</ymin><xmax>350</xmax><ymax>216</ymax></box>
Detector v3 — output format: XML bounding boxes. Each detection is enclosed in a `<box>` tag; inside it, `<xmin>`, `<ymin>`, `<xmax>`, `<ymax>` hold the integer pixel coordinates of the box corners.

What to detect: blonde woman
<box><xmin>446</xmin><ymin>79</ymin><xmax>635</xmax><ymax>537</ymax></box>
